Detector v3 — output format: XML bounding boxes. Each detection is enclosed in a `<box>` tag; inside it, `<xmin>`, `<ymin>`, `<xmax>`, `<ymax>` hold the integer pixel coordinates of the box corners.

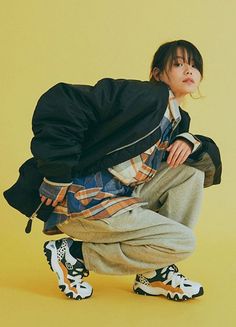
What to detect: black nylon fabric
<box><xmin>3</xmin><ymin>78</ymin><xmax>222</xmax><ymax>222</ymax></box>
<box><xmin>30</xmin><ymin>79</ymin><xmax>169</xmax><ymax>181</ymax></box>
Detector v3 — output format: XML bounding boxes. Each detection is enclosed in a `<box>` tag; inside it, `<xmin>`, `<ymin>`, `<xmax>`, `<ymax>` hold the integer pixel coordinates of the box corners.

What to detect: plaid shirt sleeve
<box><xmin>39</xmin><ymin>178</ymin><xmax>72</xmax><ymax>202</ymax></box>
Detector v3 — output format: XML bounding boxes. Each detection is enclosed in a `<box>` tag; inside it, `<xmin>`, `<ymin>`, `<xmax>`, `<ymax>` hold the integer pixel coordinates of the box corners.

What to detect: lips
<box><xmin>183</xmin><ymin>78</ymin><xmax>194</xmax><ymax>83</ymax></box>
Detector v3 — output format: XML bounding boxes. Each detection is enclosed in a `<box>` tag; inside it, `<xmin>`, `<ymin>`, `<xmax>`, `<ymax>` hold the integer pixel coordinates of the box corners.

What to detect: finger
<box><xmin>166</xmin><ymin>144</ymin><xmax>173</xmax><ymax>151</ymax></box>
<box><xmin>167</xmin><ymin>140</ymin><xmax>192</xmax><ymax>167</ymax></box>
<box><xmin>178</xmin><ymin>149</ymin><xmax>191</xmax><ymax>166</ymax></box>
<box><xmin>40</xmin><ymin>195</ymin><xmax>47</xmax><ymax>203</ymax></box>
<box><xmin>166</xmin><ymin>143</ymin><xmax>179</xmax><ymax>164</ymax></box>
<box><xmin>173</xmin><ymin>148</ymin><xmax>191</xmax><ymax>167</ymax></box>
<box><xmin>52</xmin><ymin>200</ymin><xmax>59</xmax><ymax>207</ymax></box>
<box><xmin>172</xmin><ymin>150</ymin><xmax>188</xmax><ymax>168</ymax></box>
<box><xmin>167</xmin><ymin>146</ymin><xmax>183</xmax><ymax>167</ymax></box>
<box><xmin>45</xmin><ymin>198</ymin><xmax>53</xmax><ymax>206</ymax></box>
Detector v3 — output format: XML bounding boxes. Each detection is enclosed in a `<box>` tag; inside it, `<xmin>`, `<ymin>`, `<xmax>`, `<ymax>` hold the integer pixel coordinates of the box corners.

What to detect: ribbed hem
<box><xmin>45</xmin><ymin>176</ymin><xmax>73</xmax><ymax>183</ymax></box>
<box><xmin>43</xmin><ymin>177</ymin><xmax>72</xmax><ymax>186</ymax></box>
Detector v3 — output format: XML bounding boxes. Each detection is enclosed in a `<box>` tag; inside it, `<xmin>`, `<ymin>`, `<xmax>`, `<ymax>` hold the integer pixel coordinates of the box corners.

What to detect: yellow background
<box><xmin>1</xmin><ymin>0</ymin><xmax>235</xmax><ymax>326</ymax></box>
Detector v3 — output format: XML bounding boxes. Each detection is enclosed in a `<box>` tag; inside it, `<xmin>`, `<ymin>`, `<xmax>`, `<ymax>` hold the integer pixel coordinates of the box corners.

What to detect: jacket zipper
<box><xmin>25</xmin><ymin>202</ymin><xmax>44</xmax><ymax>234</ymax></box>
<box><xmin>106</xmin><ymin>116</ymin><xmax>181</xmax><ymax>156</ymax></box>
<box><xmin>106</xmin><ymin>122</ymin><xmax>162</xmax><ymax>155</ymax></box>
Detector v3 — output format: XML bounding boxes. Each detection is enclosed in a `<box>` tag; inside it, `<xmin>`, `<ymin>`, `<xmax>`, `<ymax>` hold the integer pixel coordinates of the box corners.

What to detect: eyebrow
<box><xmin>173</xmin><ymin>55</ymin><xmax>194</xmax><ymax>62</ymax></box>
<box><xmin>173</xmin><ymin>56</ymin><xmax>185</xmax><ymax>60</ymax></box>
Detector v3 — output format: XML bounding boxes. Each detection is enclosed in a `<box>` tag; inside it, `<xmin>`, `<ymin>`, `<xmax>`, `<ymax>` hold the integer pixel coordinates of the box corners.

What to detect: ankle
<box><xmin>69</xmin><ymin>240</ymin><xmax>84</xmax><ymax>261</ymax></box>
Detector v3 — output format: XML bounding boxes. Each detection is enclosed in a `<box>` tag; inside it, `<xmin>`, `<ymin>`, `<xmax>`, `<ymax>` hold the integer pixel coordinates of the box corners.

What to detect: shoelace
<box><xmin>168</xmin><ymin>264</ymin><xmax>185</xmax><ymax>278</ymax></box>
<box><xmin>161</xmin><ymin>264</ymin><xmax>188</xmax><ymax>286</ymax></box>
<box><xmin>68</xmin><ymin>263</ymin><xmax>89</xmax><ymax>288</ymax></box>
<box><xmin>69</xmin><ymin>274</ymin><xmax>83</xmax><ymax>288</ymax></box>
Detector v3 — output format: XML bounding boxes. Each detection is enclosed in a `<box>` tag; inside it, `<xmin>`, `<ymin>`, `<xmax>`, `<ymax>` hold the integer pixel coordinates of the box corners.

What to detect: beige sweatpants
<box><xmin>57</xmin><ymin>163</ymin><xmax>204</xmax><ymax>275</ymax></box>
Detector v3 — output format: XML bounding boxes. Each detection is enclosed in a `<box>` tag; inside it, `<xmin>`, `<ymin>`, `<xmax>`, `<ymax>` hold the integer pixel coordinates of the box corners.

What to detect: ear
<box><xmin>151</xmin><ymin>67</ymin><xmax>161</xmax><ymax>81</ymax></box>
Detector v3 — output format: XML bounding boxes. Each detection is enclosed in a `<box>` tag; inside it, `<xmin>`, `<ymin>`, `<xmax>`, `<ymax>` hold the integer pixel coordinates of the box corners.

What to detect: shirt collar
<box><xmin>167</xmin><ymin>89</ymin><xmax>181</xmax><ymax>123</ymax></box>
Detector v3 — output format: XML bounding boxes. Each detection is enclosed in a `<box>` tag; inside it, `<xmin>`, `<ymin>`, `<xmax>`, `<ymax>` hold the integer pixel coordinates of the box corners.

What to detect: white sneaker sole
<box><xmin>133</xmin><ymin>281</ymin><xmax>204</xmax><ymax>301</ymax></box>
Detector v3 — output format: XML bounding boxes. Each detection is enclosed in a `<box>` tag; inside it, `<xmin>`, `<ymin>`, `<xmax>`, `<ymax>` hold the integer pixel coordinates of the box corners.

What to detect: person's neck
<box><xmin>174</xmin><ymin>96</ymin><xmax>184</xmax><ymax>106</ymax></box>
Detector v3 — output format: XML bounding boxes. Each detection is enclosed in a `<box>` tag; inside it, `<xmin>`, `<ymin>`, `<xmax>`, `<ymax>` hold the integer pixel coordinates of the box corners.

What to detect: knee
<box><xmin>185</xmin><ymin>165</ymin><xmax>205</xmax><ymax>186</ymax></box>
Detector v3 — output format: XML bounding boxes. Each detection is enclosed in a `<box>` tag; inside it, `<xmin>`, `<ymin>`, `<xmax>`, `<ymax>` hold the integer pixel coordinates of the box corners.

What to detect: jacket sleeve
<box><xmin>171</xmin><ymin>109</ymin><xmax>222</xmax><ymax>187</ymax></box>
<box><xmin>184</xmin><ymin>135</ymin><xmax>222</xmax><ymax>187</ymax></box>
<box><xmin>31</xmin><ymin>79</ymin><xmax>168</xmax><ymax>182</ymax></box>
<box><xmin>31</xmin><ymin>81</ymin><xmax>98</xmax><ymax>183</ymax></box>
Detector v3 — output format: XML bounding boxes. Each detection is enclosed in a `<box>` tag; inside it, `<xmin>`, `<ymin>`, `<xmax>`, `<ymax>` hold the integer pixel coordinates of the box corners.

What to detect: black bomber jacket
<box><xmin>4</xmin><ymin>78</ymin><xmax>222</xmax><ymax>224</ymax></box>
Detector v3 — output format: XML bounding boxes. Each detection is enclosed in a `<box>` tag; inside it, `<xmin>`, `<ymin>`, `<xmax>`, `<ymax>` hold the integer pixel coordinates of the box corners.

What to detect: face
<box><xmin>153</xmin><ymin>48</ymin><xmax>202</xmax><ymax>103</ymax></box>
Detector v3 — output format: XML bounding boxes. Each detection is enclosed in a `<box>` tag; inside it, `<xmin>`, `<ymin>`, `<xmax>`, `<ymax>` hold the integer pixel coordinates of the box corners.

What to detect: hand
<box><xmin>166</xmin><ymin>139</ymin><xmax>192</xmax><ymax>168</ymax></box>
<box><xmin>40</xmin><ymin>195</ymin><xmax>59</xmax><ymax>207</ymax></box>
<box><xmin>39</xmin><ymin>182</ymin><xmax>69</xmax><ymax>207</ymax></box>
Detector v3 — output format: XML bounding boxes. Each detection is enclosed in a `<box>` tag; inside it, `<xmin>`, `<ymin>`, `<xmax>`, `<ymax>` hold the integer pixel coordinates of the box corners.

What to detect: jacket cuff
<box><xmin>44</xmin><ymin>176</ymin><xmax>73</xmax><ymax>183</ymax></box>
<box><xmin>174</xmin><ymin>132</ymin><xmax>202</xmax><ymax>153</ymax></box>
<box><xmin>44</xmin><ymin>177</ymin><xmax>72</xmax><ymax>186</ymax></box>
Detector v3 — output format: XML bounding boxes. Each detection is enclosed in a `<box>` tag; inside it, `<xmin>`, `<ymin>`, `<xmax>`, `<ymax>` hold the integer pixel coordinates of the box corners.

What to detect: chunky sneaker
<box><xmin>133</xmin><ymin>264</ymin><xmax>204</xmax><ymax>301</ymax></box>
<box><xmin>44</xmin><ymin>238</ymin><xmax>93</xmax><ymax>300</ymax></box>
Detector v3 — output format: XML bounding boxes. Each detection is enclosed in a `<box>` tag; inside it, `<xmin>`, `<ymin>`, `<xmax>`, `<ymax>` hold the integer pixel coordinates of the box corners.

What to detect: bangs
<box><xmin>151</xmin><ymin>40</ymin><xmax>203</xmax><ymax>77</ymax></box>
<box><xmin>166</xmin><ymin>45</ymin><xmax>203</xmax><ymax>75</ymax></box>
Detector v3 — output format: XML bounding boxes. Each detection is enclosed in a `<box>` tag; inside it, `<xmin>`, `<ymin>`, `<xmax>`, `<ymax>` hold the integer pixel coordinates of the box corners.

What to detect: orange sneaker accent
<box><xmin>150</xmin><ymin>281</ymin><xmax>184</xmax><ymax>294</ymax></box>
<box><xmin>59</xmin><ymin>261</ymin><xmax>77</xmax><ymax>293</ymax></box>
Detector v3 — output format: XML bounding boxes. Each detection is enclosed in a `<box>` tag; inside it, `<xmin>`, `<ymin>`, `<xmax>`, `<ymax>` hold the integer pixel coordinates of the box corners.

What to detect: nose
<box><xmin>185</xmin><ymin>64</ymin><xmax>193</xmax><ymax>75</ymax></box>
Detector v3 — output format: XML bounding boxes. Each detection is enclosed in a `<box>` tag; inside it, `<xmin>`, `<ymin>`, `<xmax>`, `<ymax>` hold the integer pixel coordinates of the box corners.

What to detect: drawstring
<box><xmin>25</xmin><ymin>202</ymin><xmax>44</xmax><ymax>234</ymax></box>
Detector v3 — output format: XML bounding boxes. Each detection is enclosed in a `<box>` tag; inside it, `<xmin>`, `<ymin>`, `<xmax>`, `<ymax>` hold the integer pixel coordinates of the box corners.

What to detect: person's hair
<box><xmin>150</xmin><ymin>40</ymin><xmax>203</xmax><ymax>81</ymax></box>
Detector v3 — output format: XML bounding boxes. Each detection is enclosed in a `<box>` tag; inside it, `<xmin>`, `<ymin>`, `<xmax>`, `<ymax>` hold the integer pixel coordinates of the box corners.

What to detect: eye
<box><xmin>173</xmin><ymin>62</ymin><xmax>184</xmax><ymax>67</ymax></box>
<box><xmin>190</xmin><ymin>60</ymin><xmax>196</xmax><ymax>68</ymax></box>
